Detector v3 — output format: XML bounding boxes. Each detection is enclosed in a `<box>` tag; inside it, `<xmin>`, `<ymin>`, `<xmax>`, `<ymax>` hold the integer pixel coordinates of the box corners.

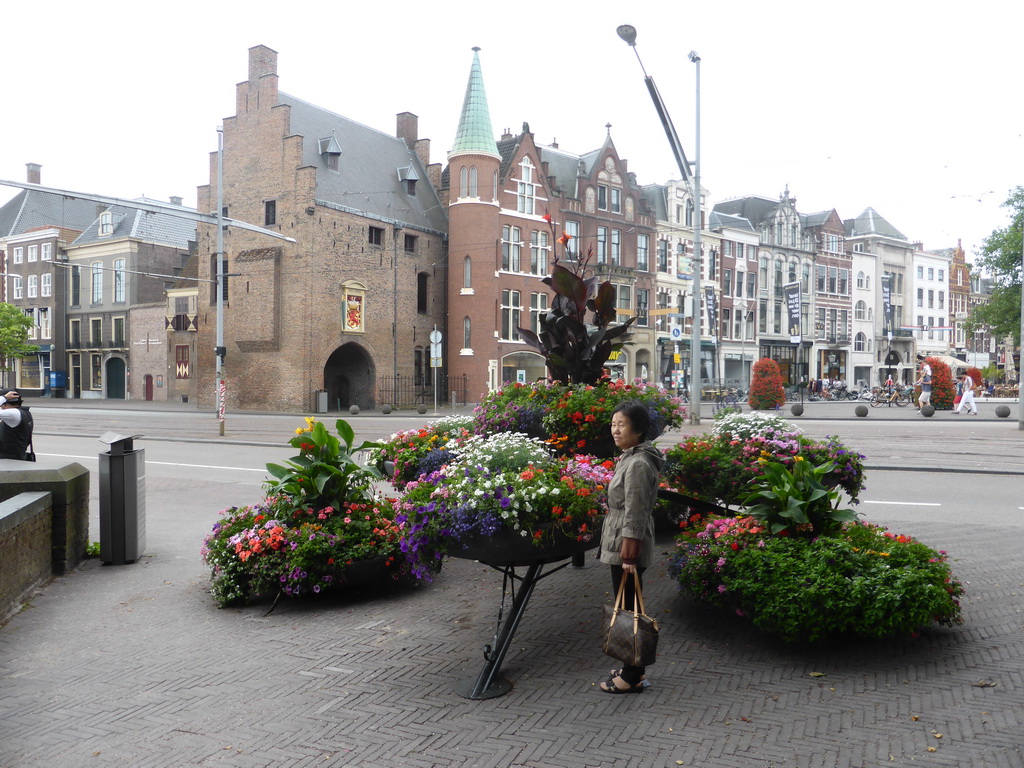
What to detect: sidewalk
<box><xmin>1</xmin><ymin>417</ymin><xmax>1022</xmax><ymax>767</ymax></box>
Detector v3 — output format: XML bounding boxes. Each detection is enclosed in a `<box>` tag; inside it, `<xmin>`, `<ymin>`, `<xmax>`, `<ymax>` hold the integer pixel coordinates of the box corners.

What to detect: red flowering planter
<box><xmin>449</xmin><ymin>525</ymin><xmax>601</xmax><ymax>567</ymax></box>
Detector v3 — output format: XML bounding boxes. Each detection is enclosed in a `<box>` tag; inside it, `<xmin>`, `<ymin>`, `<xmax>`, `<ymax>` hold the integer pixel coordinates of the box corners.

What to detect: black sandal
<box><xmin>609</xmin><ymin>667</ymin><xmax>649</xmax><ymax>685</ymax></box>
<box><xmin>599</xmin><ymin>676</ymin><xmax>644</xmax><ymax>694</ymax></box>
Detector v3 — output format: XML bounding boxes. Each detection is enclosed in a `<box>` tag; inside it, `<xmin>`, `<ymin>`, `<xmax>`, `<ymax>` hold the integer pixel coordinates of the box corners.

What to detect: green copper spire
<box><xmin>449</xmin><ymin>47</ymin><xmax>500</xmax><ymax>159</ymax></box>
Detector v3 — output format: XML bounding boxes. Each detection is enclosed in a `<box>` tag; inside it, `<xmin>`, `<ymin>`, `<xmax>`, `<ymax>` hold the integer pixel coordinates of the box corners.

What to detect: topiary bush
<box><xmin>926</xmin><ymin>358</ymin><xmax>955</xmax><ymax>410</ymax></box>
<box><xmin>748</xmin><ymin>357</ymin><xmax>785</xmax><ymax>411</ymax></box>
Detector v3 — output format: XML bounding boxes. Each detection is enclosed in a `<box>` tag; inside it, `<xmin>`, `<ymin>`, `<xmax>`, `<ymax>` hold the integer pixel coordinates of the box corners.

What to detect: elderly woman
<box><xmin>598</xmin><ymin>400</ymin><xmax>665</xmax><ymax>694</ymax></box>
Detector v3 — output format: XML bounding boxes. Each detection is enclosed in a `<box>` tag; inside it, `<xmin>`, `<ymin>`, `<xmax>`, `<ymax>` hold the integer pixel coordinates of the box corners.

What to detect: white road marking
<box><xmin>862</xmin><ymin>500</ymin><xmax>941</xmax><ymax>507</ymax></box>
<box><xmin>42</xmin><ymin>453</ymin><xmax>266</xmax><ymax>472</ymax></box>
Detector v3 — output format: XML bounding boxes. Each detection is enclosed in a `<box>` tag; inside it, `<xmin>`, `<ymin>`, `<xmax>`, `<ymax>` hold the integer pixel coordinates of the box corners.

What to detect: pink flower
<box><xmin>343</xmin><ymin>517</ymin><xmax>352</xmax><ymax>524</ymax></box>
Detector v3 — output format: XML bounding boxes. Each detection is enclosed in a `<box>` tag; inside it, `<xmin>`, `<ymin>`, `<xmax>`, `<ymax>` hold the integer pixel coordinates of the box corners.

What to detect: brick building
<box><xmin>193</xmin><ymin>45</ymin><xmax>448</xmax><ymax>412</ymax></box>
<box><xmin>442</xmin><ymin>49</ymin><xmax>658</xmax><ymax>397</ymax></box>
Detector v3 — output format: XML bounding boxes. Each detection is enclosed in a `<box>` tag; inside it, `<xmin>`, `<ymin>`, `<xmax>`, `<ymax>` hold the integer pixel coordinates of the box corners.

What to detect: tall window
<box><xmin>459</xmin><ymin>167</ymin><xmax>468</xmax><ymax>197</ymax></box>
<box><xmin>723</xmin><ymin>268</ymin><xmax>732</xmax><ymax>296</ymax></box>
<box><xmin>502</xmin><ymin>226</ymin><xmax>521</xmax><ymax>272</ymax></box>
<box><xmin>597</xmin><ymin>185</ymin><xmax>608</xmax><ymax>210</ymax></box>
<box><xmin>41</xmin><ymin>243</ymin><xmax>52</xmax><ymax>261</ymax></box>
<box><xmin>517</xmin><ymin>158</ymin><xmax>537</xmax><ymax>214</ymax></box>
<box><xmin>13</xmin><ymin>276</ymin><xmax>22</xmax><ymax>300</ymax></box>
<box><xmin>596</xmin><ymin>227</ymin><xmax>608</xmax><ymax>265</ymax></box>
<box><xmin>530</xmin><ymin>230</ymin><xmax>549</xmax><ymax>275</ymax></box>
<box><xmin>564</xmin><ymin>221</ymin><xmax>581</xmax><ymax>260</ymax></box>
<box><xmin>610</xmin><ymin>188</ymin><xmax>621</xmax><ymax>213</ymax></box>
<box><xmin>264</xmin><ymin>200</ymin><xmax>276</xmax><ymax>226</ymax></box>
<box><xmin>91</xmin><ymin>263</ymin><xmax>103</xmax><ymax>303</ymax></box>
<box><xmin>637</xmin><ymin>288</ymin><xmax>649</xmax><ymax>327</ymax></box>
<box><xmin>27</xmin><ymin>275</ymin><xmax>38</xmax><ymax>298</ymax></box>
<box><xmin>637</xmin><ymin>234</ymin><xmax>649</xmax><ymax>272</ymax></box>
<box><xmin>28</xmin><ymin>245</ymin><xmax>38</xmax><ymax>262</ymax></box>
<box><xmin>12</xmin><ymin>247</ymin><xmax>22</xmax><ymax>264</ymax></box>
<box><xmin>114</xmin><ymin>259</ymin><xmax>126</xmax><ymax>303</ymax></box>
<box><xmin>855</xmin><ymin>300</ymin><xmax>868</xmax><ymax>320</ymax></box>
<box><xmin>838</xmin><ymin>268</ymin><xmax>849</xmax><ymax>295</ymax></box>
<box><xmin>175</xmin><ymin>345</ymin><xmax>190</xmax><ymax>379</ymax></box>
<box><xmin>71</xmin><ymin>266</ymin><xmax>81</xmax><ymax>305</ymax></box>
<box><xmin>500</xmin><ymin>289</ymin><xmax>521</xmax><ymax>341</ymax></box>
<box><xmin>417</xmin><ymin>272</ymin><xmax>428</xmax><ymax>314</ymax></box>
<box><xmin>616</xmin><ymin>284</ymin><xmax>631</xmax><ymax>312</ymax></box>
<box><xmin>855</xmin><ymin>332</ymin><xmax>867</xmax><ymax>351</ymax></box>
<box><xmin>529</xmin><ymin>292</ymin><xmax>548</xmax><ymax>335</ymax></box>
<box><xmin>469</xmin><ymin>166</ymin><xmax>478</xmax><ymax>197</ymax></box>
<box><xmin>463</xmin><ymin>316</ymin><xmax>471</xmax><ymax>349</ymax></box>
<box><xmin>39</xmin><ymin>308</ymin><xmax>51</xmax><ymax>339</ymax></box>
<box><xmin>113</xmin><ymin>317</ymin><xmax>125</xmax><ymax>346</ymax></box>
<box><xmin>610</xmin><ymin>229</ymin><xmax>621</xmax><ymax>266</ymax></box>
<box><xmin>99</xmin><ymin>212</ymin><xmax>114</xmax><ymax>236</ymax></box>
<box><xmin>658</xmin><ymin>240</ymin><xmax>669</xmax><ymax>273</ymax></box>
<box><xmin>463</xmin><ymin>256</ymin><xmax>472</xmax><ymax>290</ymax></box>
<box><xmin>91</xmin><ymin>318</ymin><xmax>102</xmax><ymax>344</ymax></box>
<box><xmin>368</xmin><ymin>226</ymin><xmax>384</xmax><ymax>246</ymax></box>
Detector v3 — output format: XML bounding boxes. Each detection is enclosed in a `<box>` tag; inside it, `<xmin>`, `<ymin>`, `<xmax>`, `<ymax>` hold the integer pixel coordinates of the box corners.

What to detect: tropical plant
<box><xmin>748</xmin><ymin>357</ymin><xmax>785</xmax><ymax>410</ymax></box>
<box><xmin>264</xmin><ymin>417</ymin><xmax>382</xmax><ymax>514</ymax></box>
<box><xmin>740</xmin><ymin>456</ymin><xmax>860</xmax><ymax>537</ymax></box>
<box><xmin>516</xmin><ymin>212</ymin><xmax>634</xmax><ymax>384</ymax></box>
<box><xmin>669</xmin><ymin>517</ymin><xmax>964</xmax><ymax>642</ymax></box>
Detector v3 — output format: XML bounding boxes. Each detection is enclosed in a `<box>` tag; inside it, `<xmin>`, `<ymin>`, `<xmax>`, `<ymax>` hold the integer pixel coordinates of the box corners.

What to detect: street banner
<box><xmin>881</xmin><ymin>274</ymin><xmax>894</xmax><ymax>339</ymax></box>
<box><xmin>784</xmin><ymin>281</ymin><xmax>802</xmax><ymax>344</ymax></box>
<box><xmin>705</xmin><ymin>286</ymin><xmax>717</xmax><ymax>340</ymax></box>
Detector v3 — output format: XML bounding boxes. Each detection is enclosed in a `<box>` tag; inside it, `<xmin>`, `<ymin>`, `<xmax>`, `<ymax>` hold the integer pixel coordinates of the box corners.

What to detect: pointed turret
<box><xmin>449</xmin><ymin>47</ymin><xmax>500</xmax><ymax>159</ymax></box>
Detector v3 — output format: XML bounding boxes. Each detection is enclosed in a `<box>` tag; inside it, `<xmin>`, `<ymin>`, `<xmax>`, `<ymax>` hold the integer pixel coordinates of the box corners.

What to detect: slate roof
<box><xmin>70</xmin><ymin>200</ymin><xmax>196</xmax><ymax>249</ymax></box>
<box><xmin>844</xmin><ymin>207</ymin><xmax>907</xmax><ymax>240</ymax></box>
<box><xmin>0</xmin><ymin>189</ymin><xmax>104</xmax><ymax>239</ymax></box>
<box><xmin>280</xmin><ymin>93</ymin><xmax>448</xmax><ymax>235</ymax></box>
<box><xmin>709</xmin><ymin>210</ymin><xmax>755</xmax><ymax>232</ymax></box>
<box><xmin>712</xmin><ymin>196</ymin><xmax>778</xmax><ymax>227</ymax></box>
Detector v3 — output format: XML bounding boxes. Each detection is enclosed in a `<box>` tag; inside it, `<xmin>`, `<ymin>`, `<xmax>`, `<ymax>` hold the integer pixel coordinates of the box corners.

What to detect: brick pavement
<box><xmin>1</xmin><ymin>406</ymin><xmax>1022</xmax><ymax>767</ymax></box>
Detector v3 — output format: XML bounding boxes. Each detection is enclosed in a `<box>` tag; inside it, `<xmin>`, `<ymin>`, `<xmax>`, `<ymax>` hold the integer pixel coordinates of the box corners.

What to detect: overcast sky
<box><xmin>3</xmin><ymin>0</ymin><xmax>1021</xmax><ymax>260</ymax></box>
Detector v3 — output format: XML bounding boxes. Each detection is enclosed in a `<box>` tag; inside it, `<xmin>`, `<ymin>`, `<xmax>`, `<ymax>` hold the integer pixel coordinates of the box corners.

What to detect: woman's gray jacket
<box><xmin>599</xmin><ymin>441</ymin><xmax>665</xmax><ymax>569</ymax></box>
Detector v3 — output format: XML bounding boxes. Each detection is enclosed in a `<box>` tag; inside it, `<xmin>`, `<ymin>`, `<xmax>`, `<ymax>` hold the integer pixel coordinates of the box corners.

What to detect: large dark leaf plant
<box><xmin>516</xmin><ymin>213</ymin><xmax>635</xmax><ymax>385</ymax></box>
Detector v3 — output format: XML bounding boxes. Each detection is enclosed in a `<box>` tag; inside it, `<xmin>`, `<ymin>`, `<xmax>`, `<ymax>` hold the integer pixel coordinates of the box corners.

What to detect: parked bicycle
<box><xmin>870</xmin><ymin>386</ymin><xmax>912</xmax><ymax>407</ymax></box>
<box><xmin>711</xmin><ymin>388</ymin><xmax>742</xmax><ymax>414</ymax></box>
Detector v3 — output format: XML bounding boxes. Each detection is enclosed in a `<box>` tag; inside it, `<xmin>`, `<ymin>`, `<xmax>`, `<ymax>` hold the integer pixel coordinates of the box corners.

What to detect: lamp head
<box><xmin>688</xmin><ymin>50</ymin><xmax>700</xmax><ymax>63</ymax></box>
<box><xmin>616</xmin><ymin>25</ymin><xmax>638</xmax><ymax>46</ymax></box>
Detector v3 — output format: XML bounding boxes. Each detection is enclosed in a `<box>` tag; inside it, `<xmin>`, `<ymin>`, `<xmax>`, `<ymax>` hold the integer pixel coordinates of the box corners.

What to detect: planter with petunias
<box><xmin>202</xmin><ymin>418</ymin><xmax>415</xmax><ymax>607</ymax></box>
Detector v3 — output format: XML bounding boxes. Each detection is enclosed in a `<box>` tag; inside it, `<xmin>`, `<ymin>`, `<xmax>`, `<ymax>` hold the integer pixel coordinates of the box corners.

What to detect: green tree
<box><xmin>0</xmin><ymin>303</ymin><xmax>38</xmax><ymax>372</ymax></box>
<box><xmin>970</xmin><ymin>187</ymin><xmax>1023</xmax><ymax>343</ymax></box>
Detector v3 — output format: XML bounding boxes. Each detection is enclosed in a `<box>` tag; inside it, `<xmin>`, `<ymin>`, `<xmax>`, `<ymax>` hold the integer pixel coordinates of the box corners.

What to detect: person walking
<box><xmin>0</xmin><ymin>391</ymin><xmax>34</xmax><ymax>460</ymax></box>
<box><xmin>953</xmin><ymin>373</ymin><xmax>979</xmax><ymax>415</ymax></box>
<box><xmin>598</xmin><ymin>400</ymin><xmax>664</xmax><ymax>694</ymax></box>
<box><xmin>916</xmin><ymin>362</ymin><xmax>932</xmax><ymax>412</ymax></box>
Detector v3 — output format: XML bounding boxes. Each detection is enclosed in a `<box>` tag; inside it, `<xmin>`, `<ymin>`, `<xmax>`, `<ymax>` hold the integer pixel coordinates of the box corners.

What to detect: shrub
<box><xmin>669</xmin><ymin>517</ymin><xmax>964</xmax><ymax>642</ymax></box>
<box><xmin>748</xmin><ymin>358</ymin><xmax>785</xmax><ymax>410</ymax></box>
<box><xmin>925</xmin><ymin>358</ymin><xmax>955</xmax><ymax>410</ymax></box>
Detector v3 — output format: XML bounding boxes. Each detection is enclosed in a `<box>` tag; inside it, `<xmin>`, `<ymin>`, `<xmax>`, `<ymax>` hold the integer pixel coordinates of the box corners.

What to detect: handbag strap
<box><xmin>631</xmin><ymin>571</ymin><xmax>648</xmax><ymax>617</ymax></box>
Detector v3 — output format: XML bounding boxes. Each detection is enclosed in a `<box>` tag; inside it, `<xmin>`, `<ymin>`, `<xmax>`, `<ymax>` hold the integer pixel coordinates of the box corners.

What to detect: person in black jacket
<box><xmin>0</xmin><ymin>391</ymin><xmax>34</xmax><ymax>460</ymax></box>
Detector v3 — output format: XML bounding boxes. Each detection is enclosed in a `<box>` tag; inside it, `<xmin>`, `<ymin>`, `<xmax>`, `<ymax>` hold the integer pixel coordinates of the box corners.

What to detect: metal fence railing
<box><xmin>376</xmin><ymin>374</ymin><xmax>470</xmax><ymax>408</ymax></box>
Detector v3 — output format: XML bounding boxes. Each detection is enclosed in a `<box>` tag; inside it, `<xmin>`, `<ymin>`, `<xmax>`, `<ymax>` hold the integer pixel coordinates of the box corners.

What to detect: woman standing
<box><xmin>599</xmin><ymin>400</ymin><xmax>665</xmax><ymax>694</ymax></box>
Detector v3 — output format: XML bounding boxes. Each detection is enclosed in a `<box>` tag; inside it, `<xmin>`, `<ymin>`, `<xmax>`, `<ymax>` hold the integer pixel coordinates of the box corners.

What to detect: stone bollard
<box><xmin>417</xmin><ymin>404</ymin><xmax>428</xmax><ymax>415</ymax></box>
<box><xmin>995</xmin><ymin>405</ymin><xmax>1010</xmax><ymax>418</ymax></box>
<box><xmin>381</xmin><ymin>405</ymin><xmax>392</xmax><ymax>415</ymax></box>
<box><xmin>921</xmin><ymin>404</ymin><xmax>935</xmax><ymax>417</ymax></box>
<box><xmin>855</xmin><ymin>405</ymin><xmax>869</xmax><ymax>417</ymax></box>
<box><xmin>349</xmin><ymin>405</ymin><xmax>360</xmax><ymax>415</ymax></box>
<box><xmin>790</xmin><ymin>404</ymin><xmax>804</xmax><ymax>416</ymax></box>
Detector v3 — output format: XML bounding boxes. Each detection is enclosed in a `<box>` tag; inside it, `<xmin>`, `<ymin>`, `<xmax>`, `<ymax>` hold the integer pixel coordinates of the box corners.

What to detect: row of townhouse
<box><xmin>0</xmin><ymin>45</ymin><xmax>1004</xmax><ymax>408</ymax></box>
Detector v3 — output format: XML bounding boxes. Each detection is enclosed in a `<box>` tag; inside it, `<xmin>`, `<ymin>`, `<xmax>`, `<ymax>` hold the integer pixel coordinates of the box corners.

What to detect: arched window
<box><xmin>774</xmin><ymin>258</ymin><xmax>783</xmax><ymax>298</ymax></box>
<box><xmin>463</xmin><ymin>316</ymin><xmax>471</xmax><ymax>349</ymax></box>
<box><xmin>856</xmin><ymin>270</ymin><xmax>866</xmax><ymax>289</ymax></box>
<box><xmin>463</xmin><ymin>256</ymin><xmax>472</xmax><ymax>289</ymax></box>
<box><xmin>417</xmin><ymin>272</ymin><xmax>428</xmax><ymax>314</ymax></box>
<box><xmin>469</xmin><ymin>166</ymin><xmax>478</xmax><ymax>197</ymax></box>
<box><xmin>854</xmin><ymin>300</ymin><xmax>867</xmax><ymax>320</ymax></box>
<box><xmin>854</xmin><ymin>332</ymin><xmax>867</xmax><ymax>351</ymax></box>
<box><xmin>459</xmin><ymin>167</ymin><xmax>468</xmax><ymax>198</ymax></box>
<box><xmin>788</xmin><ymin>259</ymin><xmax>798</xmax><ymax>284</ymax></box>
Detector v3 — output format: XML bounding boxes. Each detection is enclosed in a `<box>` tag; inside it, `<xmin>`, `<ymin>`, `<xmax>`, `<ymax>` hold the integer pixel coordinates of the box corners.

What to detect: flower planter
<box><xmin>450</xmin><ymin>525</ymin><xmax>601</xmax><ymax>567</ymax></box>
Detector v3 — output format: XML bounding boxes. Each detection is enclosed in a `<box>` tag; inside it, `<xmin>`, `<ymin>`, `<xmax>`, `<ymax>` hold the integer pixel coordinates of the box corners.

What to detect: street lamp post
<box><xmin>617</xmin><ymin>25</ymin><xmax>702</xmax><ymax>424</ymax></box>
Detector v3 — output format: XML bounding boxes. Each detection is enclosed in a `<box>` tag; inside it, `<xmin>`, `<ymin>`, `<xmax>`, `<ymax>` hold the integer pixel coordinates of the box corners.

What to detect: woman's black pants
<box><xmin>609</xmin><ymin>564</ymin><xmax>647</xmax><ymax>686</ymax></box>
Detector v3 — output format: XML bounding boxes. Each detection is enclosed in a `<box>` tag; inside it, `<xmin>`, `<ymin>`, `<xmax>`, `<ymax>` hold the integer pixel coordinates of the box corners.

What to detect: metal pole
<box><xmin>216</xmin><ymin>127</ymin><xmax>226</xmax><ymax>436</ymax></box>
<box><xmin>689</xmin><ymin>51</ymin><xmax>702</xmax><ymax>425</ymax></box>
<box><xmin>1019</xmin><ymin>234</ymin><xmax>1023</xmax><ymax>431</ymax></box>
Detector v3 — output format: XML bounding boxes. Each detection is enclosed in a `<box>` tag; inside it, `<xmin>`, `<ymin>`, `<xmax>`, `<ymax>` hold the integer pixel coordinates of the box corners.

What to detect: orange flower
<box><xmin>558</xmin><ymin>231</ymin><xmax>572</xmax><ymax>247</ymax></box>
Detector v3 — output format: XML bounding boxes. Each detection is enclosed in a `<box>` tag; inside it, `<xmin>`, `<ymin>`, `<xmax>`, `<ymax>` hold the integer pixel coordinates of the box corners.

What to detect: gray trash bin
<box><xmin>98</xmin><ymin>432</ymin><xmax>146</xmax><ymax>565</ymax></box>
<box><xmin>316</xmin><ymin>390</ymin><xmax>328</xmax><ymax>414</ymax></box>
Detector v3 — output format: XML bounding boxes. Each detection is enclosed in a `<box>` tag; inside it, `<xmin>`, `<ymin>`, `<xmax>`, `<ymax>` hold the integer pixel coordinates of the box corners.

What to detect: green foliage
<box><xmin>741</xmin><ymin>457</ymin><xmax>860</xmax><ymax>537</ymax></box>
<box><xmin>661</xmin><ymin>415</ymin><xmax>866</xmax><ymax>513</ymax></box>
<box><xmin>669</xmin><ymin>517</ymin><xmax>964</xmax><ymax>642</ymax></box>
<box><xmin>748</xmin><ymin>357</ymin><xmax>785</xmax><ymax>410</ymax></box>
<box><xmin>0</xmin><ymin>303</ymin><xmax>39</xmax><ymax>367</ymax></box>
<box><xmin>368</xmin><ymin>416</ymin><xmax>473</xmax><ymax>489</ymax></box>
<box><xmin>516</xmin><ymin>213</ymin><xmax>635</xmax><ymax>384</ymax></box>
<box><xmin>85</xmin><ymin>541</ymin><xmax>101</xmax><ymax>557</ymax></box>
<box><xmin>971</xmin><ymin>187</ymin><xmax>1023</xmax><ymax>343</ymax></box>
<box><xmin>264</xmin><ymin>417</ymin><xmax>382</xmax><ymax>515</ymax></box>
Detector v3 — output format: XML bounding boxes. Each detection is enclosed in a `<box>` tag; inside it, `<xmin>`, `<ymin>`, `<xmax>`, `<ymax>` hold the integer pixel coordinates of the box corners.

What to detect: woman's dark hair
<box><xmin>612</xmin><ymin>400</ymin><xmax>651</xmax><ymax>443</ymax></box>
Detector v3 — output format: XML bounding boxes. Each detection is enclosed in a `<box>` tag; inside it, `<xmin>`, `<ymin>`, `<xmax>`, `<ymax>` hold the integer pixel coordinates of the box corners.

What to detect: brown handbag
<box><xmin>602</xmin><ymin>571</ymin><xmax>659</xmax><ymax>667</ymax></box>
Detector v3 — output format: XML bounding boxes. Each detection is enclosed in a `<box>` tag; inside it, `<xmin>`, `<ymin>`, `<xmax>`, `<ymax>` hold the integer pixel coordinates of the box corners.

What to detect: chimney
<box><xmin>248</xmin><ymin>45</ymin><xmax>278</xmax><ymax>82</ymax></box>
<box><xmin>26</xmin><ymin>163</ymin><xmax>41</xmax><ymax>184</ymax></box>
<box><xmin>397</xmin><ymin>112</ymin><xmax>418</xmax><ymax>150</ymax></box>
<box><xmin>170</xmin><ymin>196</ymin><xmax>183</xmax><ymax>206</ymax></box>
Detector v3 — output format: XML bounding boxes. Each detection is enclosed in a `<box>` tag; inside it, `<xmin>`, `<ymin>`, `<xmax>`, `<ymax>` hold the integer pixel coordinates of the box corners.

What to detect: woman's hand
<box><xmin>620</xmin><ymin>537</ymin><xmax>641</xmax><ymax>573</ymax></box>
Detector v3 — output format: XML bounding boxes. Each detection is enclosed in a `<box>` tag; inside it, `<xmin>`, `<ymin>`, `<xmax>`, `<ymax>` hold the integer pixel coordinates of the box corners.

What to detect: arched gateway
<box><xmin>324</xmin><ymin>343</ymin><xmax>375</xmax><ymax>411</ymax></box>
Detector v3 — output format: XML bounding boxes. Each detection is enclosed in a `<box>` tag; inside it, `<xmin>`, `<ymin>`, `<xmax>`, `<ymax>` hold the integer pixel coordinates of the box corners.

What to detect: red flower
<box><xmin>542</xmin><ymin>212</ymin><xmax>553</xmax><ymax>224</ymax></box>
